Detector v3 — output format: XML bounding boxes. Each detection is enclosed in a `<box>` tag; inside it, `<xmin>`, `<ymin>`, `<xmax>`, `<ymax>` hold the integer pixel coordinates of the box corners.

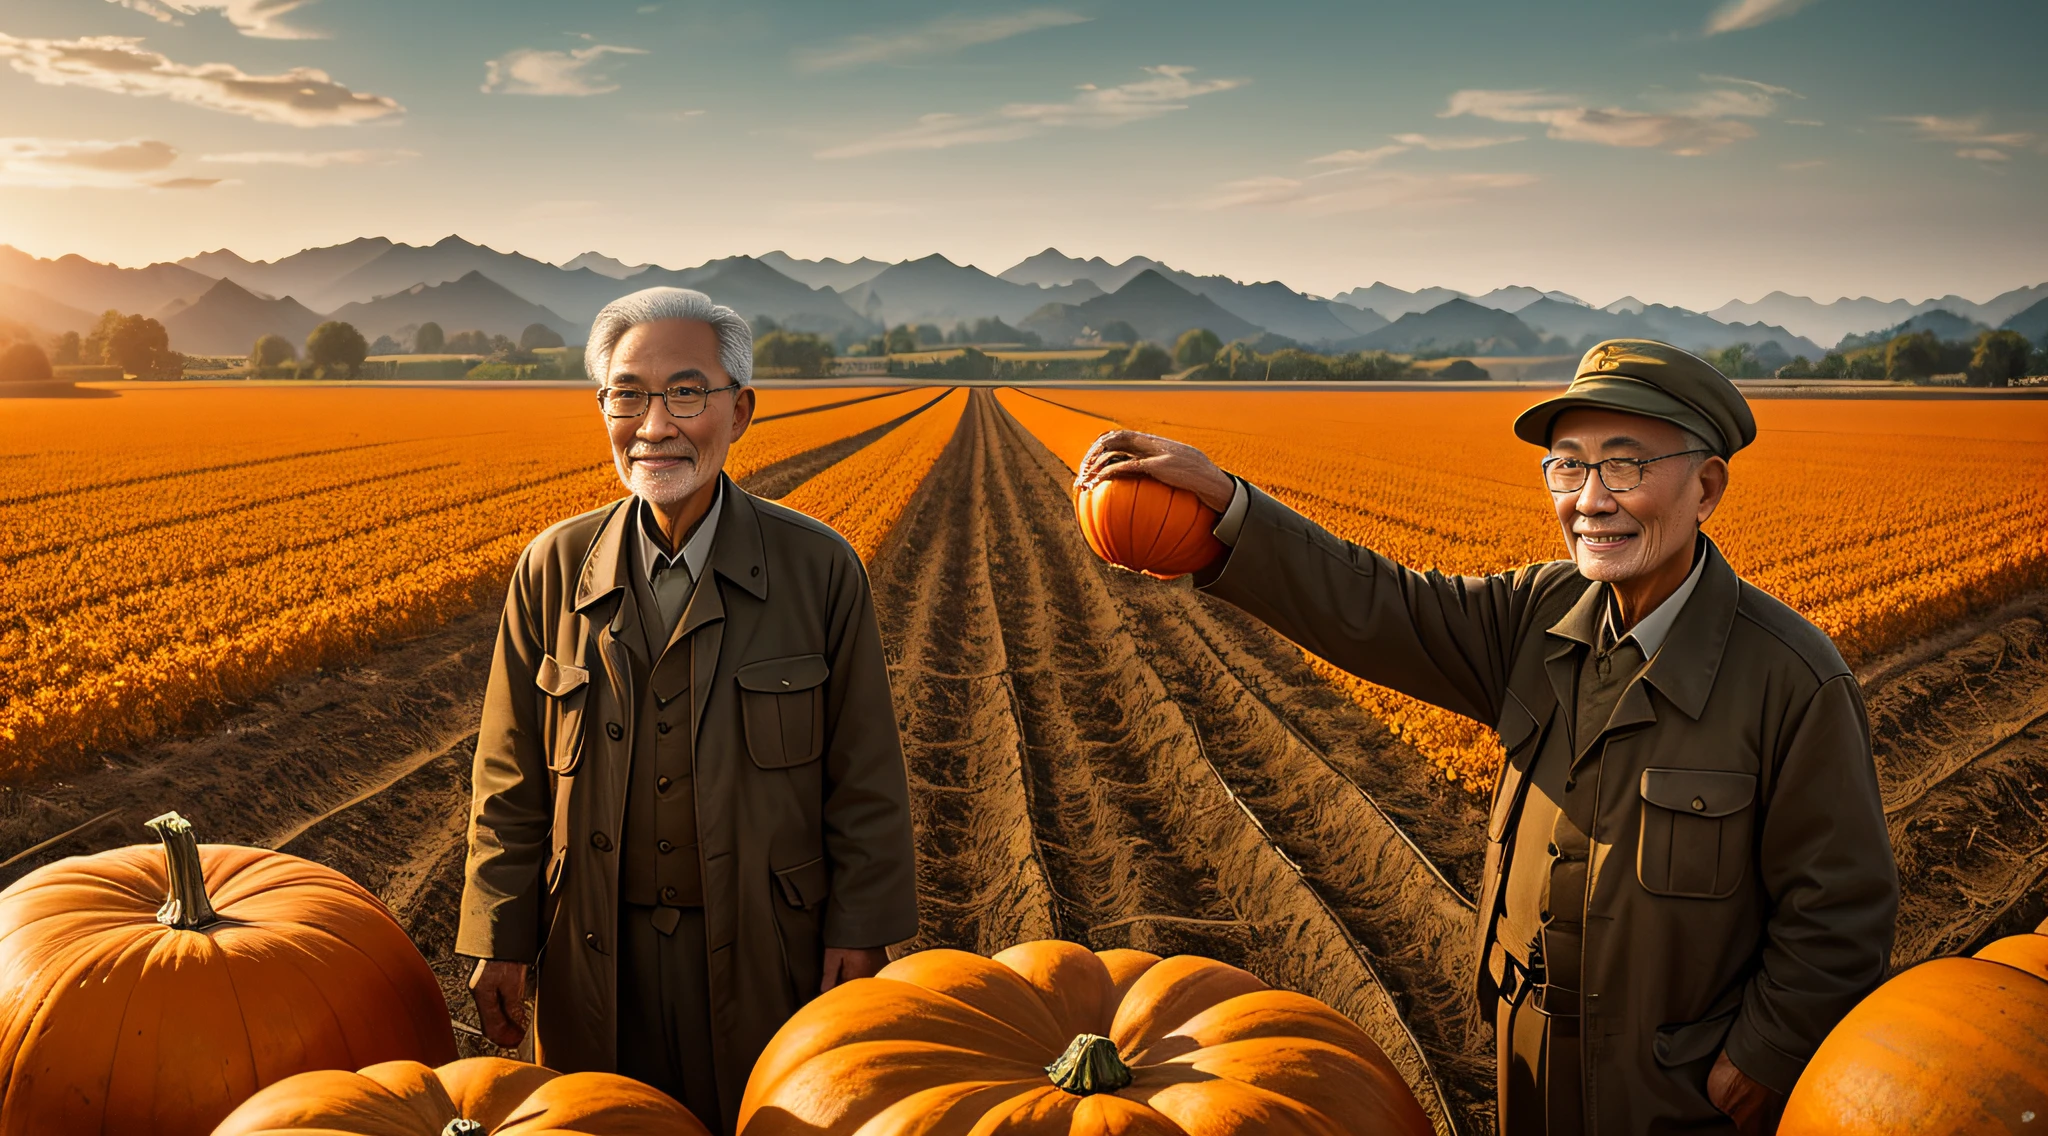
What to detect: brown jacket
<box><xmin>1201</xmin><ymin>483</ymin><xmax>1896</xmax><ymax>1133</ymax></box>
<box><xmin>455</xmin><ymin>476</ymin><xmax>918</xmax><ymax>1119</ymax></box>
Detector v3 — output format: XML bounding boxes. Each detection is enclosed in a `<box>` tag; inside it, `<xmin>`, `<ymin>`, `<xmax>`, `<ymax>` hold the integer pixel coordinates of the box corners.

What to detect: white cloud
<box><xmin>1188</xmin><ymin>169</ymin><xmax>1537</xmax><ymax>214</ymax></box>
<box><xmin>1704</xmin><ymin>0</ymin><xmax>1822</xmax><ymax>35</ymax></box>
<box><xmin>103</xmin><ymin>0</ymin><xmax>325</xmax><ymax>39</ymax></box>
<box><xmin>1389</xmin><ymin>132</ymin><xmax>1524</xmax><ymax>150</ymax></box>
<box><xmin>482</xmin><ymin>44</ymin><xmax>647</xmax><ymax>96</ymax></box>
<box><xmin>0</xmin><ymin>136</ymin><xmax>222</xmax><ymax>189</ymax></box>
<box><xmin>0</xmin><ymin>34</ymin><xmax>402</xmax><ymax>126</ymax></box>
<box><xmin>1441</xmin><ymin>83</ymin><xmax>1781</xmax><ymax>155</ymax></box>
<box><xmin>1307</xmin><ymin>144</ymin><xmax>1408</xmax><ymax>167</ymax></box>
<box><xmin>796</xmin><ymin>9</ymin><xmax>1090</xmax><ymax>71</ymax></box>
<box><xmin>1884</xmin><ymin>114</ymin><xmax>2040</xmax><ymax>162</ymax></box>
<box><xmin>818</xmin><ymin>65</ymin><xmax>1244</xmax><ymax>159</ymax></box>
<box><xmin>201</xmin><ymin>148</ymin><xmax>418</xmax><ymax>166</ymax></box>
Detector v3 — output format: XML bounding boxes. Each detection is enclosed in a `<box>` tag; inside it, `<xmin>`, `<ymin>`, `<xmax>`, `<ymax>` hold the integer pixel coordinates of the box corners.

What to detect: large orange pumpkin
<box><xmin>738</xmin><ymin>939</ymin><xmax>1431</xmax><ymax>1135</ymax></box>
<box><xmin>210</xmin><ymin>1056</ymin><xmax>711</xmax><ymax>1135</ymax></box>
<box><xmin>1781</xmin><ymin>916</ymin><xmax>2048</xmax><ymax>1134</ymax></box>
<box><xmin>0</xmin><ymin>812</ymin><xmax>457</xmax><ymax>1136</ymax></box>
<box><xmin>1075</xmin><ymin>470</ymin><xmax>1225</xmax><ymax>579</ymax></box>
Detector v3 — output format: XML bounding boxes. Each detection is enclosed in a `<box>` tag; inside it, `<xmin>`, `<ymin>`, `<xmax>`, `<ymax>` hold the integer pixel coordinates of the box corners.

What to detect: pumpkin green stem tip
<box><xmin>1046</xmin><ymin>1033</ymin><xmax>1133</xmax><ymax>1095</ymax></box>
<box><xmin>442</xmin><ymin>1121</ymin><xmax>485</xmax><ymax>1136</ymax></box>
<box><xmin>145</xmin><ymin>811</ymin><xmax>218</xmax><ymax>931</ymax></box>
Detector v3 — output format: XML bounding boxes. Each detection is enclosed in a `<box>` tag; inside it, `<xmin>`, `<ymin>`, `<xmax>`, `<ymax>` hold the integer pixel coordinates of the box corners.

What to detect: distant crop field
<box><xmin>0</xmin><ymin>383</ymin><xmax>925</xmax><ymax>776</ymax></box>
<box><xmin>1004</xmin><ymin>388</ymin><xmax>2048</xmax><ymax>785</ymax></box>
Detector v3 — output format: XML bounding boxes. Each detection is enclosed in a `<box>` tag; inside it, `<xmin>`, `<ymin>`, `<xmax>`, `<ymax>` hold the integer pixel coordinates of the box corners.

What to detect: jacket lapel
<box><xmin>572</xmin><ymin>498</ymin><xmax>639</xmax><ymax>716</ymax></box>
<box><xmin>677</xmin><ymin>476</ymin><xmax>770</xmax><ymax>741</ymax></box>
<box><xmin>1638</xmin><ymin>538</ymin><xmax>1739</xmax><ymax>722</ymax></box>
<box><xmin>1543</xmin><ymin>577</ymin><xmax>1603</xmax><ymax>716</ymax></box>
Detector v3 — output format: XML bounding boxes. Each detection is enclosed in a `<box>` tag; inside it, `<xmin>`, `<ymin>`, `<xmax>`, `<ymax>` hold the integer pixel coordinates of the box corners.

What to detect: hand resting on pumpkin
<box><xmin>1076</xmin><ymin>430</ymin><xmax>1234</xmax><ymax>513</ymax></box>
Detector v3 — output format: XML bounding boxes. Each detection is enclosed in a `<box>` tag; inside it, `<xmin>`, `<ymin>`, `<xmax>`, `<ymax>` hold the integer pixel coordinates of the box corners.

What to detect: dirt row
<box><xmin>870</xmin><ymin>390</ymin><xmax>1474</xmax><ymax>1132</ymax></box>
<box><xmin>1867</xmin><ymin>602</ymin><xmax>2048</xmax><ymax>967</ymax></box>
<box><xmin>1</xmin><ymin>387</ymin><xmax>2042</xmax><ymax>1134</ymax></box>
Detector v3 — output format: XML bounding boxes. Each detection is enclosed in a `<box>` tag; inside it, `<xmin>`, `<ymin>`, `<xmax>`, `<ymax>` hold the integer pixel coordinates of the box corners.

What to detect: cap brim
<box><xmin>1512</xmin><ymin>376</ymin><xmax>1724</xmax><ymax>453</ymax></box>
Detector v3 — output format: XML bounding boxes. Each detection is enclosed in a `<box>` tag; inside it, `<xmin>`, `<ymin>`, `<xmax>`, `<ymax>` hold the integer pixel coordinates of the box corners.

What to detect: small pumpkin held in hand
<box><xmin>1075</xmin><ymin>465</ymin><xmax>1226</xmax><ymax>579</ymax></box>
<box><xmin>0</xmin><ymin>812</ymin><xmax>456</xmax><ymax>1136</ymax></box>
<box><xmin>209</xmin><ymin>1056</ymin><xmax>711</xmax><ymax>1136</ymax></box>
<box><xmin>1780</xmin><ymin>915</ymin><xmax>2048</xmax><ymax>1134</ymax></box>
<box><xmin>738</xmin><ymin>939</ymin><xmax>1431</xmax><ymax>1135</ymax></box>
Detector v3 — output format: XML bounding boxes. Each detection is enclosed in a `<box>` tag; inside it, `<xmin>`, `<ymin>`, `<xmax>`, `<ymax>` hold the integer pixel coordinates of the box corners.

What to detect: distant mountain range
<box><xmin>0</xmin><ymin>235</ymin><xmax>2039</xmax><ymax>363</ymax></box>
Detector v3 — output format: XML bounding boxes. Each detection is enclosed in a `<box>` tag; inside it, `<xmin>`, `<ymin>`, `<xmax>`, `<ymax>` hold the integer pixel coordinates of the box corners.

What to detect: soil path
<box><xmin>871</xmin><ymin>390</ymin><xmax>1474</xmax><ymax>1133</ymax></box>
<box><xmin>1866</xmin><ymin>601</ymin><xmax>2048</xmax><ymax>966</ymax></box>
<box><xmin>1</xmin><ymin>387</ymin><xmax>2041</xmax><ymax>1125</ymax></box>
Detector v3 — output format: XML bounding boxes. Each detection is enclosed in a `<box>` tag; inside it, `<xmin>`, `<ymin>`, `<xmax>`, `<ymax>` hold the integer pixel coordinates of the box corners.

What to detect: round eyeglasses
<box><xmin>597</xmin><ymin>383</ymin><xmax>742</xmax><ymax>420</ymax></box>
<box><xmin>1541</xmin><ymin>450</ymin><xmax>1708</xmax><ymax>493</ymax></box>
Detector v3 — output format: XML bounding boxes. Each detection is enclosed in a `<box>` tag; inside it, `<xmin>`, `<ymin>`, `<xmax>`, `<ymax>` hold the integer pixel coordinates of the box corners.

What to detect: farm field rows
<box><xmin>1006</xmin><ymin>388</ymin><xmax>2048</xmax><ymax>786</ymax></box>
<box><xmin>0</xmin><ymin>384</ymin><xmax>936</xmax><ymax>776</ymax></box>
<box><xmin>0</xmin><ymin>383</ymin><xmax>2041</xmax><ymax>1136</ymax></box>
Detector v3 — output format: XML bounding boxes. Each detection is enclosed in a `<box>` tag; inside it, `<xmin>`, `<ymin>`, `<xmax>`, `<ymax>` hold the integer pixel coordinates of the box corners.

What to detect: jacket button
<box><xmin>591</xmin><ymin>831</ymin><xmax>613</xmax><ymax>852</ymax></box>
<box><xmin>657</xmin><ymin>721</ymin><xmax>672</xmax><ymax>735</ymax></box>
<box><xmin>606</xmin><ymin>722</ymin><xmax>623</xmax><ymax>740</ymax></box>
<box><xmin>662</xmin><ymin>886</ymin><xmax>678</xmax><ymax>901</ymax></box>
<box><xmin>658</xmin><ymin>840</ymin><xmax>674</xmax><ymax>854</ymax></box>
<box><xmin>657</xmin><ymin>776</ymin><xmax>672</xmax><ymax>792</ymax></box>
<box><xmin>1692</xmin><ymin>797</ymin><xmax>1706</xmax><ymax>811</ymax></box>
<box><xmin>584</xmin><ymin>932</ymin><xmax>602</xmax><ymax>950</ymax></box>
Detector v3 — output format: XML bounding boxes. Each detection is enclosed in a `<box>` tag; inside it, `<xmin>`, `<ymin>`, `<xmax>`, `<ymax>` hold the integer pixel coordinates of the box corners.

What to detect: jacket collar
<box><xmin>1542</xmin><ymin>535</ymin><xmax>1737</xmax><ymax>724</ymax></box>
<box><xmin>573</xmin><ymin>474</ymin><xmax>769</xmax><ymax>617</ymax></box>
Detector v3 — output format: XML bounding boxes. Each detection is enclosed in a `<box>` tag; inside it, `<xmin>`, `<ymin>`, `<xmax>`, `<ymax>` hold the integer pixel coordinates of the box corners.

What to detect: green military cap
<box><xmin>1513</xmin><ymin>339</ymin><xmax>1757</xmax><ymax>458</ymax></box>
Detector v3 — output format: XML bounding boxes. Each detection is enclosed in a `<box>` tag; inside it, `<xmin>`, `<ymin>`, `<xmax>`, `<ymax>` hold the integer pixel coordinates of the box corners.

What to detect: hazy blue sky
<box><xmin>2</xmin><ymin>0</ymin><xmax>2042</xmax><ymax>308</ymax></box>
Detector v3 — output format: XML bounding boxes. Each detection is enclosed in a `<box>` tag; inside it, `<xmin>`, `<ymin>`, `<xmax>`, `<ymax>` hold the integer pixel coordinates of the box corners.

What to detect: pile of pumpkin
<box><xmin>1</xmin><ymin>814</ymin><xmax>2043</xmax><ymax>1135</ymax></box>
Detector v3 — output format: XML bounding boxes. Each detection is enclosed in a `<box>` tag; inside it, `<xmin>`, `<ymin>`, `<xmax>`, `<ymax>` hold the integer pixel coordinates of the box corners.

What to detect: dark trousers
<box><xmin>1498</xmin><ymin>978</ymin><xmax>1585</xmax><ymax>1135</ymax></box>
<box><xmin>617</xmin><ymin>903</ymin><xmax>722</xmax><ymax>1131</ymax></box>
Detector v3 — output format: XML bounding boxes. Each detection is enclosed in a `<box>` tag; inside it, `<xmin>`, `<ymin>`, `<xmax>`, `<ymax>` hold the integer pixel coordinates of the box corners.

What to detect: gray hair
<box><xmin>584</xmin><ymin>286</ymin><xmax>753</xmax><ymax>385</ymax></box>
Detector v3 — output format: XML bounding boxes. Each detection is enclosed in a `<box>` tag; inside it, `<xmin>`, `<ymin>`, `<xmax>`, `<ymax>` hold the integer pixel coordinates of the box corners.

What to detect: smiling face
<box><xmin>1547</xmin><ymin>407</ymin><xmax>1728</xmax><ymax>584</ymax></box>
<box><xmin>602</xmin><ymin>318</ymin><xmax>755</xmax><ymax>508</ymax></box>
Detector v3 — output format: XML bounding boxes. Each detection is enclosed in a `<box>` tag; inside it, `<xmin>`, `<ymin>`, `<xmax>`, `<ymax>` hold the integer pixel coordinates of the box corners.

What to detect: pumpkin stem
<box><xmin>1045</xmin><ymin>1033</ymin><xmax>1132</xmax><ymax>1095</ymax></box>
<box><xmin>146</xmin><ymin>811</ymin><xmax>218</xmax><ymax>931</ymax></box>
<box><xmin>441</xmin><ymin>1121</ymin><xmax>485</xmax><ymax>1136</ymax></box>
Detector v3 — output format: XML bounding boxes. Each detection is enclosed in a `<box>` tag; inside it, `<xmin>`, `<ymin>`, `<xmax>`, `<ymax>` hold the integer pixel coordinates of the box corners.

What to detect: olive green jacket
<box><xmin>455</xmin><ymin>476</ymin><xmax>918</xmax><ymax>1126</ymax></box>
<box><xmin>1200</xmin><ymin>483</ymin><xmax>1897</xmax><ymax>1133</ymax></box>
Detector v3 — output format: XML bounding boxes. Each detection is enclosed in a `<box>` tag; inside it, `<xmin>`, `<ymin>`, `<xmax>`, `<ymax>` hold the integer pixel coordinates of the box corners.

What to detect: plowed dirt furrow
<box><xmin>744</xmin><ymin>387</ymin><xmax>956</xmax><ymax>501</ymax></box>
<box><xmin>869</xmin><ymin>403</ymin><xmax>1060</xmax><ymax>956</ymax></box>
<box><xmin>1870</xmin><ymin>608</ymin><xmax>2048</xmax><ymax>966</ymax></box>
<box><xmin>956</xmin><ymin>390</ymin><xmax>1463</xmax><ymax>1134</ymax></box>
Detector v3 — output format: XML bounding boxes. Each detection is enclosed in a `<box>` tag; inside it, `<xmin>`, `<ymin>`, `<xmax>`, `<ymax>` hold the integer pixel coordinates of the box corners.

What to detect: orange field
<box><xmin>780</xmin><ymin>388</ymin><xmax>970</xmax><ymax>562</ymax></box>
<box><xmin>0</xmin><ymin>384</ymin><xmax>933</xmax><ymax>778</ymax></box>
<box><xmin>1002</xmin><ymin>388</ymin><xmax>2048</xmax><ymax>786</ymax></box>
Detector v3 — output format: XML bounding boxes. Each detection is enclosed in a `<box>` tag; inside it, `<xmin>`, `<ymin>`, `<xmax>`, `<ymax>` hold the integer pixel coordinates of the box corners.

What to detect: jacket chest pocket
<box><xmin>737</xmin><ymin>654</ymin><xmax>829</xmax><ymax>769</ymax></box>
<box><xmin>535</xmin><ymin>653</ymin><xmax>590</xmax><ymax>775</ymax></box>
<box><xmin>1637</xmin><ymin>768</ymin><xmax>1755</xmax><ymax>899</ymax></box>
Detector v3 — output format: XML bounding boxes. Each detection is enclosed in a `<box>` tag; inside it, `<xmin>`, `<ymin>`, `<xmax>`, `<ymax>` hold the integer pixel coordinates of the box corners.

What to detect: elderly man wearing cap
<box><xmin>457</xmin><ymin>287</ymin><xmax>918</xmax><ymax>1134</ymax></box>
<box><xmin>1077</xmin><ymin>339</ymin><xmax>1897</xmax><ymax>1135</ymax></box>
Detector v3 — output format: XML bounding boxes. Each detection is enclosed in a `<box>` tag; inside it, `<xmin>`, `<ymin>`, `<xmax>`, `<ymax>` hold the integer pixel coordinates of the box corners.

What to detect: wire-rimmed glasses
<box><xmin>597</xmin><ymin>383</ymin><xmax>742</xmax><ymax>420</ymax></box>
<box><xmin>1541</xmin><ymin>450</ymin><xmax>1708</xmax><ymax>493</ymax></box>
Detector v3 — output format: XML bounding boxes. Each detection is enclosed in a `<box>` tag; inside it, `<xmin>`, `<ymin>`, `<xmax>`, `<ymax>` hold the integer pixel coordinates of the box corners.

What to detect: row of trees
<box><xmin>1776</xmin><ymin>327</ymin><xmax>2043</xmax><ymax>387</ymax></box>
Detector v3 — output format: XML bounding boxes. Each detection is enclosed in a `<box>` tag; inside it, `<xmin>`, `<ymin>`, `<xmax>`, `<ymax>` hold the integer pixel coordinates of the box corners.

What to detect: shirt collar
<box><xmin>635</xmin><ymin>481</ymin><xmax>723</xmax><ymax>581</ymax></box>
<box><xmin>1602</xmin><ymin>538</ymin><xmax>1708</xmax><ymax>657</ymax></box>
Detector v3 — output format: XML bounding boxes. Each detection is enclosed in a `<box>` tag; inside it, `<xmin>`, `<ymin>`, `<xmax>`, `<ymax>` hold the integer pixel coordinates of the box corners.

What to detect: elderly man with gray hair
<box><xmin>455</xmin><ymin>287</ymin><xmax>918</xmax><ymax>1132</ymax></box>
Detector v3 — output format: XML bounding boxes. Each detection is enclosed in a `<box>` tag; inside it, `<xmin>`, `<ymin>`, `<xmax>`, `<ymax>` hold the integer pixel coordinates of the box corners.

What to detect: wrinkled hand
<box><xmin>469</xmin><ymin>959</ymin><xmax>530</xmax><ymax>1050</ymax></box>
<box><xmin>1708</xmin><ymin>1049</ymin><xmax>1784</xmax><ymax>1135</ymax></box>
<box><xmin>820</xmin><ymin>946</ymin><xmax>889</xmax><ymax>993</ymax></box>
<box><xmin>1075</xmin><ymin>430</ymin><xmax>1234</xmax><ymax>513</ymax></box>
